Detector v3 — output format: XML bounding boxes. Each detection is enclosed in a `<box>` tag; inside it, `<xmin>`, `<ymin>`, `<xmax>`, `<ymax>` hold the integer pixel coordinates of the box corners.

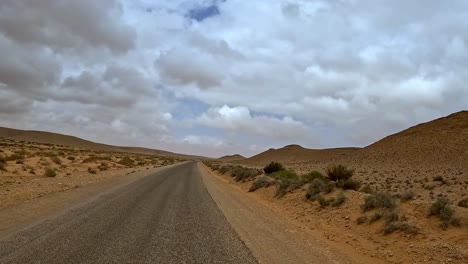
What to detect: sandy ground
<box><xmin>0</xmin><ymin>138</ymin><xmax>182</xmax><ymax>208</ymax></box>
<box><xmin>203</xmin><ymin>165</ymin><xmax>468</xmax><ymax>264</ymax></box>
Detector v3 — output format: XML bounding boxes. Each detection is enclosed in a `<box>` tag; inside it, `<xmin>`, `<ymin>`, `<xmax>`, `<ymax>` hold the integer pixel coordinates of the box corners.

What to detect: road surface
<box><xmin>0</xmin><ymin>162</ymin><xmax>256</xmax><ymax>263</ymax></box>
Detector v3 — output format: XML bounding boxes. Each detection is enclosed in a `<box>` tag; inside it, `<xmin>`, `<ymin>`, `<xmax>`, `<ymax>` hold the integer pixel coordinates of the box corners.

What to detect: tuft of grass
<box><xmin>301</xmin><ymin>171</ymin><xmax>325</xmax><ymax>183</ymax></box>
<box><xmin>82</xmin><ymin>156</ymin><xmax>112</xmax><ymax>163</ymax></box>
<box><xmin>263</xmin><ymin>161</ymin><xmax>284</xmax><ymax>174</ymax></box>
<box><xmin>249</xmin><ymin>176</ymin><xmax>274</xmax><ymax>192</ymax></box>
<box><xmin>429</xmin><ymin>197</ymin><xmax>460</xmax><ymax>229</ymax></box>
<box><xmin>331</xmin><ymin>193</ymin><xmax>347</xmax><ymax>207</ymax></box>
<box><xmin>44</xmin><ymin>167</ymin><xmax>56</xmax><ymax>177</ymax></box>
<box><xmin>275</xmin><ymin>178</ymin><xmax>303</xmax><ymax>198</ymax></box>
<box><xmin>356</xmin><ymin>215</ymin><xmax>367</xmax><ymax>225</ymax></box>
<box><xmin>338</xmin><ymin>178</ymin><xmax>361</xmax><ymax>191</ymax></box>
<box><xmin>118</xmin><ymin>156</ymin><xmax>134</xmax><ymax>167</ymax></box>
<box><xmin>270</xmin><ymin>169</ymin><xmax>299</xmax><ymax>180</ymax></box>
<box><xmin>316</xmin><ymin>194</ymin><xmax>331</xmax><ymax>207</ymax></box>
<box><xmin>51</xmin><ymin>156</ymin><xmax>62</xmax><ymax>165</ymax></box>
<box><xmin>360</xmin><ymin>185</ymin><xmax>374</xmax><ymax>194</ymax></box>
<box><xmin>305</xmin><ymin>178</ymin><xmax>334</xmax><ymax>200</ymax></box>
<box><xmin>400</xmin><ymin>190</ymin><xmax>415</xmax><ymax>202</ymax></box>
<box><xmin>383</xmin><ymin>221</ymin><xmax>419</xmax><ymax>235</ymax></box>
<box><xmin>361</xmin><ymin>192</ymin><xmax>396</xmax><ymax>212</ymax></box>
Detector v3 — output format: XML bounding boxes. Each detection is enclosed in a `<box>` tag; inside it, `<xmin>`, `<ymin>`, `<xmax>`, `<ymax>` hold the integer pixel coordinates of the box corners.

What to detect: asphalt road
<box><xmin>0</xmin><ymin>162</ymin><xmax>257</xmax><ymax>263</ymax></box>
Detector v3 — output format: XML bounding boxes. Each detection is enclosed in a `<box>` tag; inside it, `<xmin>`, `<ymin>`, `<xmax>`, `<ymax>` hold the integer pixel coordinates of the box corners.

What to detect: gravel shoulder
<box><xmin>199</xmin><ymin>162</ymin><xmax>356</xmax><ymax>264</ymax></box>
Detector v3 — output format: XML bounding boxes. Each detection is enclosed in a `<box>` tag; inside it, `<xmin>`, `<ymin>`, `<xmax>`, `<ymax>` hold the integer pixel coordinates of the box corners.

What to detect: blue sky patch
<box><xmin>186</xmin><ymin>4</ymin><xmax>220</xmax><ymax>22</ymax></box>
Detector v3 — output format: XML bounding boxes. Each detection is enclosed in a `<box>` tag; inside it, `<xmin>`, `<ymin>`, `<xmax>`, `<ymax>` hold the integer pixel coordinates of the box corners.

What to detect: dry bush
<box><xmin>263</xmin><ymin>161</ymin><xmax>284</xmax><ymax>174</ymax></box>
<box><xmin>249</xmin><ymin>176</ymin><xmax>275</xmax><ymax>192</ymax></box>
<box><xmin>361</xmin><ymin>192</ymin><xmax>396</xmax><ymax>212</ymax></box>
<box><xmin>44</xmin><ymin>168</ymin><xmax>56</xmax><ymax>177</ymax></box>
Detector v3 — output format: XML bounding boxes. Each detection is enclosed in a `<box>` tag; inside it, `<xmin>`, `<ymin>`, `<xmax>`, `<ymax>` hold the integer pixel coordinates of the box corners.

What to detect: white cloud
<box><xmin>1</xmin><ymin>0</ymin><xmax>468</xmax><ymax>157</ymax></box>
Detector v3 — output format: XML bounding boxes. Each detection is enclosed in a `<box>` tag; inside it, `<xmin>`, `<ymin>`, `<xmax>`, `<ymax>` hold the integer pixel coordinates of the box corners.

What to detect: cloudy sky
<box><xmin>0</xmin><ymin>0</ymin><xmax>467</xmax><ymax>157</ymax></box>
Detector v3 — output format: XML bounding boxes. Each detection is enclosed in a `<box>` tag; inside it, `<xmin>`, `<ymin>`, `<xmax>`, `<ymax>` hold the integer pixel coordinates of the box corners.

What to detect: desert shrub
<box><xmin>118</xmin><ymin>156</ymin><xmax>134</xmax><ymax>167</ymax></box>
<box><xmin>326</xmin><ymin>165</ymin><xmax>354</xmax><ymax>182</ymax></box>
<box><xmin>270</xmin><ymin>169</ymin><xmax>299</xmax><ymax>180</ymax></box>
<box><xmin>263</xmin><ymin>161</ymin><xmax>284</xmax><ymax>174</ymax></box>
<box><xmin>305</xmin><ymin>178</ymin><xmax>334</xmax><ymax>200</ymax></box>
<box><xmin>384</xmin><ymin>221</ymin><xmax>419</xmax><ymax>235</ymax></box>
<box><xmin>356</xmin><ymin>215</ymin><xmax>367</xmax><ymax>225</ymax></box>
<box><xmin>331</xmin><ymin>193</ymin><xmax>347</xmax><ymax>207</ymax></box>
<box><xmin>360</xmin><ymin>185</ymin><xmax>374</xmax><ymax>194</ymax></box>
<box><xmin>458</xmin><ymin>198</ymin><xmax>468</xmax><ymax>208</ymax></box>
<box><xmin>51</xmin><ymin>156</ymin><xmax>62</xmax><ymax>165</ymax></box>
<box><xmin>400</xmin><ymin>190</ymin><xmax>415</xmax><ymax>202</ymax></box>
<box><xmin>44</xmin><ymin>168</ymin><xmax>56</xmax><ymax>177</ymax></box>
<box><xmin>429</xmin><ymin>197</ymin><xmax>460</xmax><ymax>229</ymax></box>
<box><xmin>82</xmin><ymin>156</ymin><xmax>112</xmax><ymax>163</ymax></box>
<box><xmin>316</xmin><ymin>194</ymin><xmax>331</xmax><ymax>207</ymax></box>
<box><xmin>249</xmin><ymin>176</ymin><xmax>274</xmax><ymax>192</ymax></box>
<box><xmin>361</xmin><ymin>192</ymin><xmax>396</xmax><ymax>212</ymax></box>
<box><xmin>4</xmin><ymin>152</ymin><xmax>25</xmax><ymax>161</ymax></box>
<box><xmin>301</xmin><ymin>171</ymin><xmax>325</xmax><ymax>183</ymax></box>
<box><xmin>275</xmin><ymin>179</ymin><xmax>303</xmax><ymax>198</ymax></box>
<box><xmin>339</xmin><ymin>179</ymin><xmax>361</xmax><ymax>190</ymax></box>
<box><xmin>231</xmin><ymin>167</ymin><xmax>262</xmax><ymax>182</ymax></box>
<box><xmin>383</xmin><ymin>210</ymin><xmax>399</xmax><ymax>223</ymax></box>
<box><xmin>218</xmin><ymin>165</ymin><xmax>232</xmax><ymax>174</ymax></box>
<box><xmin>368</xmin><ymin>211</ymin><xmax>383</xmax><ymax>223</ymax></box>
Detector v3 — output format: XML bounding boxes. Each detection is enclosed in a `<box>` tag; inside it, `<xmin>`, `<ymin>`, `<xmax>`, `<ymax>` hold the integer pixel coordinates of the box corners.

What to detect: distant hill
<box><xmin>241</xmin><ymin>111</ymin><xmax>468</xmax><ymax>167</ymax></box>
<box><xmin>358</xmin><ymin>110</ymin><xmax>468</xmax><ymax>166</ymax></box>
<box><xmin>0</xmin><ymin>127</ymin><xmax>206</xmax><ymax>160</ymax></box>
<box><xmin>243</xmin><ymin>144</ymin><xmax>360</xmax><ymax>165</ymax></box>
<box><xmin>217</xmin><ymin>154</ymin><xmax>246</xmax><ymax>162</ymax></box>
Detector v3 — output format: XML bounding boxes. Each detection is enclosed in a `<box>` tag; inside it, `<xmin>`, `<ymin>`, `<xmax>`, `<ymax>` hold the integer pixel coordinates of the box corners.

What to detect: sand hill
<box><xmin>217</xmin><ymin>154</ymin><xmax>246</xmax><ymax>162</ymax></box>
<box><xmin>0</xmin><ymin>127</ymin><xmax>204</xmax><ymax>160</ymax></box>
<box><xmin>240</xmin><ymin>111</ymin><xmax>468</xmax><ymax>167</ymax></box>
<box><xmin>243</xmin><ymin>144</ymin><xmax>360</xmax><ymax>165</ymax></box>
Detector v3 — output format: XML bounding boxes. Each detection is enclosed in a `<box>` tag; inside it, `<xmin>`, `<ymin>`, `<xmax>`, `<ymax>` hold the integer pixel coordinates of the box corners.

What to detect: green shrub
<box><xmin>249</xmin><ymin>176</ymin><xmax>274</xmax><ymax>192</ymax></box>
<box><xmin>339</xmin><ymin>178</ymin><xmax>361</xmax><ymax>190</ymax></box>
<box><xmin>368</xmin><ymin>211</ymin><xmax>383</xmax><ymax>223</ymax></box>
<box><xmin>305</xmin><ymin>178</ymin><xmax>334</xmax><ymax>200</ymax></box>
<box><xmin>331</xmin><ymin>193</ymin><xmax>347</xmax><ymax>207</ymax></box>
<box><xmin>44</xmin><ymin>168</ymin><xmax>56</xmax><ymax>177</ymax></box>
<box><xmin>429</xmin><ymin>197</ymin><xmax>460</xmax><ymax>229</ymax></box>
<box><xmin>316</xmin><ymin>194</ymin><xmax>331</xmax><ymax>207</ymax></box>
<box><xmin>232</xmin><ymin>167</ymin><xmax>262</xmax><ymax>182</ymax></box>
<box><xmin>383</xmin><ymin>221</ymin><xmax>418</xmax><ymax>235</ymax></box>
<box><xmin>400</xmin><ymin>190</ymin><xmax>415</xmax><ymax>202</ymax></box>
<box><xmin>326</xmin><ymin>165</ymin><xmax>354</xmax><ymax>182</ymax></box>
<box><xmin>301</xmin><ymin>171</ymin><xmax>325</xmax><ymax>183</ymax></box>
<box><xmin>457</xmin><ymin>198</ymin><xmax>468</xmax><ymax>208</ymax></box>
<box><xmin>361</xmin><ymin>192</ymin><xmax>396</xmax><ymax>212</ymax></box>
<box><xmin>270</xmin><ymin>170</ymin><xmax>299</xmax><ymax>180</ymax></box>
<box><xmin>263</xmin><ymin>161</ymin><xmax>284</xmax><ymax>174</ymax></box>
<box><xmin>275</xmin><ymin>179</ymin><xmax>302</xmax><ymax>198</ymax></box>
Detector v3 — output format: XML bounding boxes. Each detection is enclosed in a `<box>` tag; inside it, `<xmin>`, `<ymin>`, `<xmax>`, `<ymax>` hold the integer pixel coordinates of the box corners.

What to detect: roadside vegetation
<box><xmin>205</xmin><ymin>160</ymin><xmax>464</xmax><ymax>239</ymax></box>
